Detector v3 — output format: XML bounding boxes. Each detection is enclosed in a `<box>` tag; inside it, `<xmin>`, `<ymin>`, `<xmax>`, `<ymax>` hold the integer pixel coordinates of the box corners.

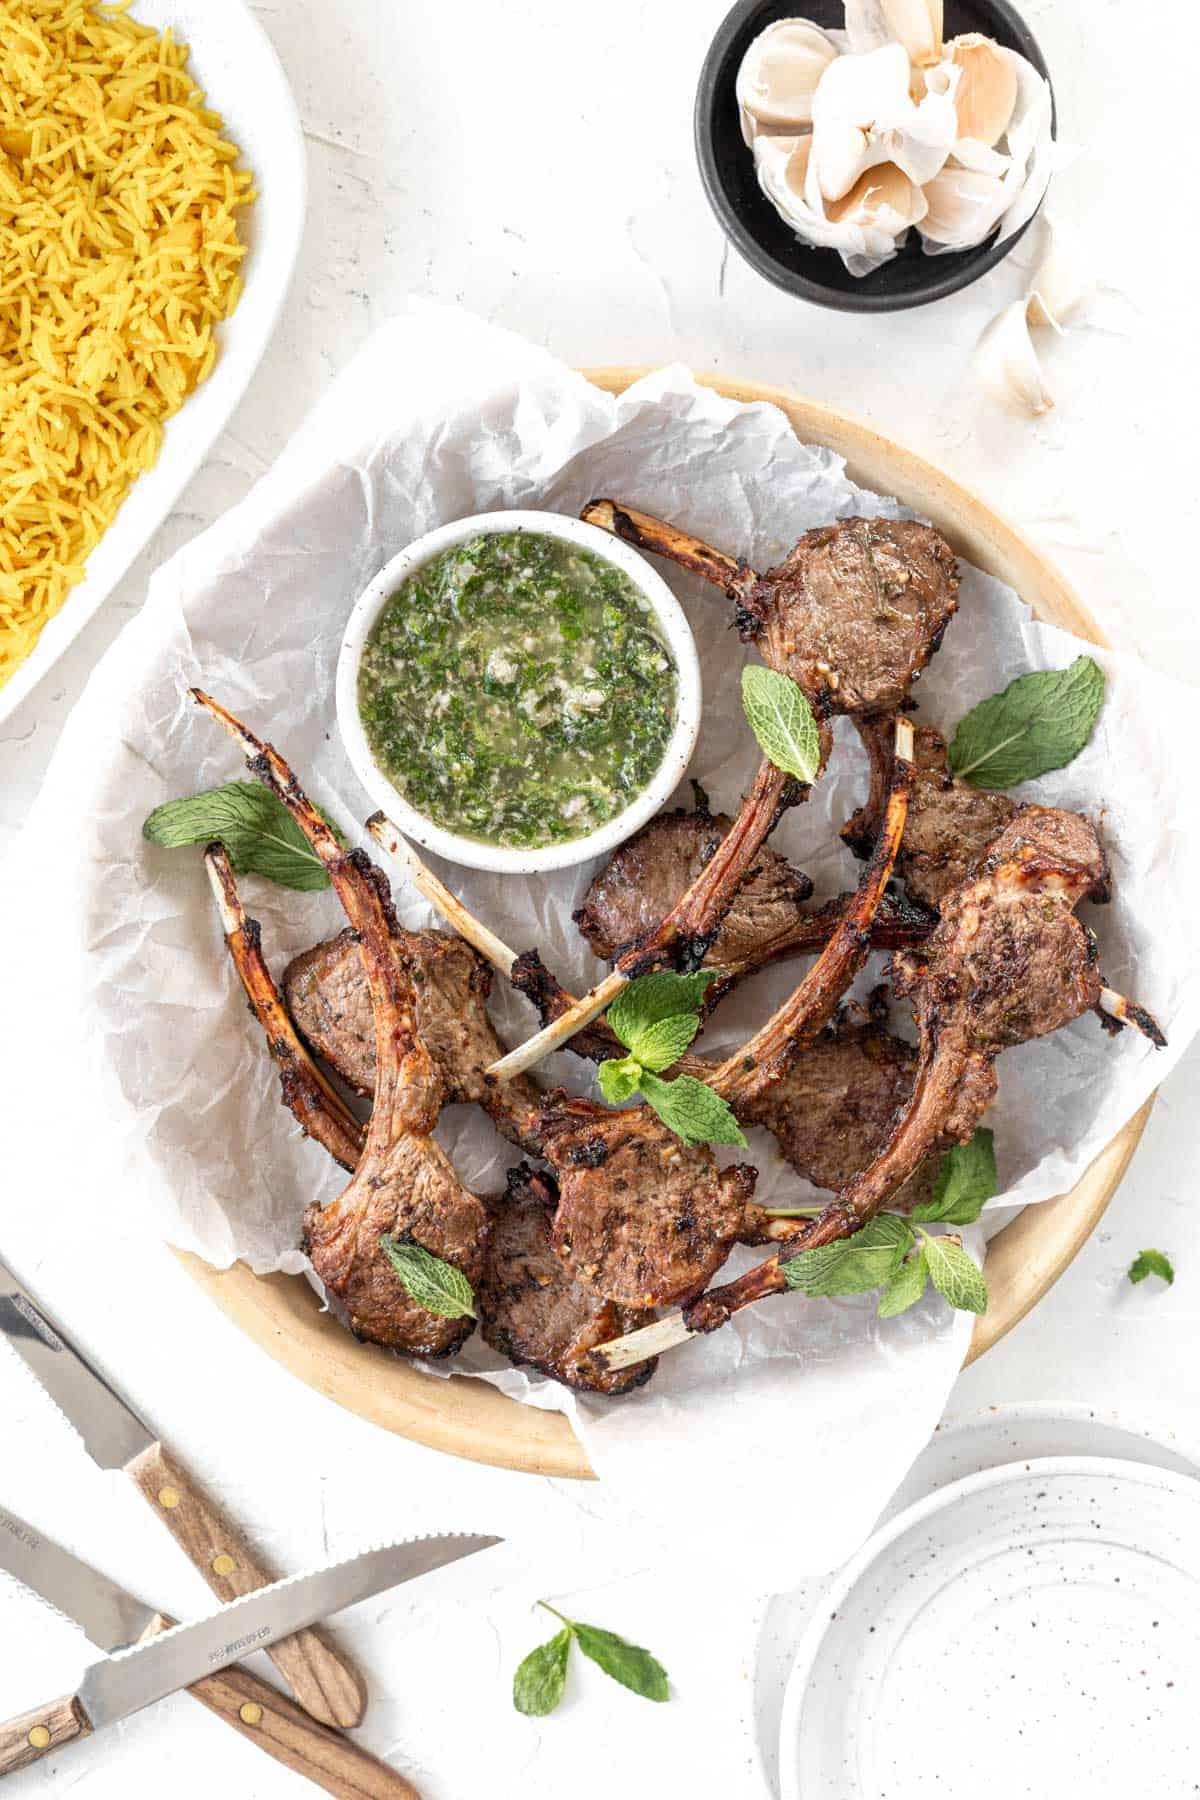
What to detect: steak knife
<box><xmin>0</xmin><ymin>1518</ymin><xmax>498</xmax><ymax>1777</ymax></box>
<box><xmin>0</xmin><ymin>1251</ymin><xmax>364</xmax><ymax>1728</ymax></box>
<box><xmin>0</xmin><ymin>1505</ymin><xmax>424</xmax><ymax>1795</ymax></box>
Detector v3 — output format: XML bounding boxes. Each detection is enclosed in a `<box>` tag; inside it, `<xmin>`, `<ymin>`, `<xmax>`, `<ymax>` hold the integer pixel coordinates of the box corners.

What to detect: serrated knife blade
<box><xmin>0</xmin><ymin>1505</ymin><xmax>155</xmax><ymax>1651</ymax></box>
<box><xmin>0</xmin><ymin>1256</ymin><xmax>152</xmax><ymax>1468</ymax></box>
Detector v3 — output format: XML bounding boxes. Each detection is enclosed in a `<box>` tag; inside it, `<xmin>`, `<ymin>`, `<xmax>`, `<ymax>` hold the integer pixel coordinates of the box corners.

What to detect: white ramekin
<box><xmin>335</xmin><ymin>509</ymin><xmax>702</xmax><ymax>874</ymax></box>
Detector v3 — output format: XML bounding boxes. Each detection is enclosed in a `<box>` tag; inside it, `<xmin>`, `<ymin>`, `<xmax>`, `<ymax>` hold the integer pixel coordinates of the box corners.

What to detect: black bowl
<box><xmin>695</xmin><ymin>0</ymin><xmax>1054</xmax><ymax>312</ymax></box>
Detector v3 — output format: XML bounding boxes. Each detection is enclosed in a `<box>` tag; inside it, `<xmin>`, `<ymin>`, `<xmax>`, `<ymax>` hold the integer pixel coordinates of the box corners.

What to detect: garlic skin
<box><xmin>992</xmin><ymin>49</ymin><xmax>1058</xmax><ymax>246</ymax></box>
<box><xmin>810</xmin><ymin>41</ymin><xmax>958</xmax><ymax>201</ymax></box>
<box><xmin>844</xmin><ymin>0</ymin><xmax>942</xmax><ymax>65</ymax></box>
<box><xmin>920</xmin><ymin>165</ymin><xmax>1007</xmax><ymax>250</ymax></box>
<box><xmin>950</xmin><ymin>137</ymin><xmax>1011</xmax><ymax>177</ymax></box>
<box><xmin>946</xmin><ymin>32</ymin><xmax>1018</xmax><ymax>146</ymax></box>
<box><xmin>753</xmin><ymin>132</ymin><xmax>909</xmax><ymax>274</ymax></box>
<box><xmin>973</xmin><ymin>299</ymin><xmax>1054</xmax><ymax>416</ymax></box>
<box><xmin>826</xmin><ymin>160</ymin><xmax>928</xmax><ymax>229</ymax></box>
<box><xmin>736</xmin><ymin>19</ymin><xmax>840</xmax><ymax>146</ymax></box>
<box><xmin>1027</xmin><ymin>219</ymin><xmax>1095</xmax><ymax>330</ymax></box>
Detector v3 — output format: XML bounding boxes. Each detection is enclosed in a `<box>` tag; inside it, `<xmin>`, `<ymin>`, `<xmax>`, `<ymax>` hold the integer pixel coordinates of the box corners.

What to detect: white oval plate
<box><xmin>0</xmin><ymin>0</ymin><xmax>306</xmax><ymax>727</ymax></box>
<box><xmin>779</xmin><ymin>1455</ymin><xmax>1200</xmax><ymax>1799</ymax></box>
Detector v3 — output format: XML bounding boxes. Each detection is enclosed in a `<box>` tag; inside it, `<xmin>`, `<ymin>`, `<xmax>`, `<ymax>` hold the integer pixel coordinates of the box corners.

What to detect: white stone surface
<box><xmin>1</xmin><ymin>0</ymin><xmax>1198</xmax><ymax>1793</ymax></box>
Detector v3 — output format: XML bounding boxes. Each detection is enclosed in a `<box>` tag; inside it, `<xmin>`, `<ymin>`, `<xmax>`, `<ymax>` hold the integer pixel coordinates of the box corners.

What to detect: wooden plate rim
<box><xmin>177</xmin><ymin>368</ymin><xmax>1152</xmax><ymax>1480</ymax></box>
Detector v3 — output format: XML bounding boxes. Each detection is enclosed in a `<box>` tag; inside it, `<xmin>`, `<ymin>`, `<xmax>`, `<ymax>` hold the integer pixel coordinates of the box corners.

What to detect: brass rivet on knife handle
<box><xmin>125</xmin><ymin>1442</ymin><xmax>367</xmax><ymax>1731</ymax></box>
<box><xmin>0</xmin><ymin>1696</ymin><xmax>92</xmax><ymax>1774</ymax></box>
<box><xmin>239</xmin><ymin>1702</ymin><xmax>263</xmax><ymax>1726</ymax></box>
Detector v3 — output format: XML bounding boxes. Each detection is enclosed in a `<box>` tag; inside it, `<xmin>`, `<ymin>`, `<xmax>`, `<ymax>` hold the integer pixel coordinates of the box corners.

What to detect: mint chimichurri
<box><xmin>358</xmin><ymin>530</ymin><xmax>678</xmax><ymax>849</ymax></box>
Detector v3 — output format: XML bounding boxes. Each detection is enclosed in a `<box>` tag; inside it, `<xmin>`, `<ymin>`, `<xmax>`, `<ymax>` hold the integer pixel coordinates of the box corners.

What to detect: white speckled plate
<box><xmin>778</xmin><ymin>1456</ymin><xmax>1200</xmax><ymax>1799</ymax></box>
<box><xmin>0</xmin><ymin>0</ymin><xmax>305</xmax><ymax>725</ymax></box>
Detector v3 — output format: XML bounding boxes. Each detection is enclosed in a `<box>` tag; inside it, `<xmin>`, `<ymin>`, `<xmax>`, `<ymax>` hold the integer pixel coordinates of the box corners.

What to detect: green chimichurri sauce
<box><xmin>358</xmin><ymin>530</ymin><xmax>679</xmax><ymax>849</ymax></box>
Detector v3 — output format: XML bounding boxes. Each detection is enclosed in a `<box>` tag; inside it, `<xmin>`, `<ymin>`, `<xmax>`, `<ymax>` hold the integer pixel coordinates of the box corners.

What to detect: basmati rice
<box><xmin>0</xmin><ymin>0</ymin><xmax>254</xmax><ymax>690</ymax></box>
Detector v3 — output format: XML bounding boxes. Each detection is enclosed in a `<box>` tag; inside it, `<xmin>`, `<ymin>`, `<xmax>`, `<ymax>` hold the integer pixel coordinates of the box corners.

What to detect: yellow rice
<box><xmin>0</xmin><ymin>0</ymin><xmax>254</xmax><ymax>689</ymax></box>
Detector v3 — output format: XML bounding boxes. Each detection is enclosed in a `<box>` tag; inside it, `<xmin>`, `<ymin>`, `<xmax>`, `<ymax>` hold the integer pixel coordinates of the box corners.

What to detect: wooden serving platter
<box><xmin>178</xmin><ymin>369</ymin><xmax>1153</xmax><ymax>1480</ymax></box>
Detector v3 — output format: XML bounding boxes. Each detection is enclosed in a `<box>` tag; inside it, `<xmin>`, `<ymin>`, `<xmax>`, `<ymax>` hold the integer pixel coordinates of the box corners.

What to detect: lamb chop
<box><xmin>192</xmin><ymin>690</ymin><xmax>488</xmax><ymax>1358</ymax></box>
<box><xmin>207</xmin><ymin>848</ymin><xmax>655</xmax><ymax>1393</ymax></box>
<box><xmin>486</xmin><ymin>501</ymin><xmax>960</xmax><ymax>1078</ymax></box>
<box><xmin>842</xmin><ymin>715</ymin><xmax>1020</xmax><ymax>910</ymax></box>
<box><xmin>593</xmin><ymin>805</ymin><xmax>1165</xmax><ymax>1372</ymax></box>
<box><xmin>479</xmin><ymin>1164</ymin><xmax>657</xmax><ymax>1395</ymax></box>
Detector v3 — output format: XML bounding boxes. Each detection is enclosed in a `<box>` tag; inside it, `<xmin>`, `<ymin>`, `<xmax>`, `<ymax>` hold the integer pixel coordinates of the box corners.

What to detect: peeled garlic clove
<box><xmin>810</xmin><ymin>41</ymin><xmax>954</xmax><ymax>199</ymax></box>
<box><xmin>736</xmin><ymin>19</ymin><xmax>840</xmax><ymax>141</ymax></box>
<box><xmin>920</xmin><ymin>165</ymin><xmax>1007</xmax><ymax>249</ymax></box>
<box><xmin>973</xmin><ymin>299</ymin><xmax>1054</xmax><ymax>416</ymax></box>
<box><xmin>1027</xmin><ymin>218</ymin><xmax>1095</xmax><ymax>330</ymax></box>
<box><xmin>880</xmin><ymin>0</ymin><xmax>943</xmax><ymax>65</ymax></box>
<box><xmin>946</xmin><ymin>33</ymin><xmax>1018</xmax><ymax>146</ymax></box>
<box><xmin>826</xmin><ymin>160</ymin><xmax>927</xmax><ymax>229</ymax></box>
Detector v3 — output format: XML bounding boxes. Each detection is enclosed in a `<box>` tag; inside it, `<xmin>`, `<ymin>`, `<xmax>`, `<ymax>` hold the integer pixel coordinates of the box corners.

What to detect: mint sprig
<box><xmin>741</xmin><ymin>665</ymin><xmax>822</xmax><ymax>785</ymax></box>
<box><xmin>597</xmin><ymin>972</ymin><xmax>746</xmax><ymax>1149</ymax></box>
<box><xmin>947</xmin><ymin>656</ymin><xmax>1105</xmax><ymax>790</ymax></box>
<box><xmin>143</xmin><ymin>781</ymin><xmax>346</xmax><ymax>892</ymax></box>
<box><xmin>513</xmin><ymin>1604</ymin><xmax>669</xmax><ymax>1715</ymax></box>
<box><xmin>911</xmin><ymin>1130</ymin><xmax>996</xmax><ymax>1226</ymax></box>
<box><xmin>779</xmin><ymin>1216</ymin><xmax>988</xmax><ymax>1320</ymax></box>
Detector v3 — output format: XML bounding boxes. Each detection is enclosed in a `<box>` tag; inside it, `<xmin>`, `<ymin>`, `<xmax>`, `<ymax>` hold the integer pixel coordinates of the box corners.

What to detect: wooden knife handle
<box><xmin>125</xmin><ymin>1441</ymin><xmax>366</xmax><ymax>1730</ymax></box>
<box><xmin>0</xmin><ymin>1694</ymin><xmax>91</xmax><ymax>1775</ymax></box>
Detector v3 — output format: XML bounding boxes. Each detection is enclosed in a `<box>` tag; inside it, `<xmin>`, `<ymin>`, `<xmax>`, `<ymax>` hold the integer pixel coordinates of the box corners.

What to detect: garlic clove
<box><xmin>826</xmin><ymin>160</ymin><xmax>928</xmax><ymax>228</ymax></box>
<box><xmin>946</xmin><ymin>32</ymin><xmax>1018</xmax><ymax>146</ymax></box>
<box><xmin>880</xmin><ymin>0</ymin><xmax>943</xmax><ymax>66</ymax></box>
<box><xmin>973</xmin><ymin>299</ymin><xmax>1054</xmax><ymax>416</ymax></box>
<box><xmin>1026</xmin><ymin>218</ymin><xmax>1095</xmax><ymax>330</ymax></box>
<box><xmin>736</xmin><ymin>18</ymin><xmax>840</xmax><ymax>143</ymax></box>
<box><xmin>842</xmin><ymin>0</ymin><xmax>893</xmax><ymax>55</ymax></box>
<box><xmin>920</xmin><ymin>165</ymin><xmax>1007</xmax><ymax>249</ymax></box>
<box><xmin>810</xmin><ymin>41</ymin><xmax>955</xmax><ymax>199</ymax></box>
<box><xmin>754</xmin><ymin>132</ymin><xmax>908</xmax><ymax>274</ymax></box>
<box><xmin>950</xmin><ymin>136</ymin><xmax>1011</xmax><ymax>177</ymax></box>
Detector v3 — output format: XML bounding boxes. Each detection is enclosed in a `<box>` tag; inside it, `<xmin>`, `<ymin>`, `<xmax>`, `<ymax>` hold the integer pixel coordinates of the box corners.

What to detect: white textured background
<box><xmin>1</xmin><ymin>0</ymin><xmax>1198</xmax><ymax>1793</ymax></box>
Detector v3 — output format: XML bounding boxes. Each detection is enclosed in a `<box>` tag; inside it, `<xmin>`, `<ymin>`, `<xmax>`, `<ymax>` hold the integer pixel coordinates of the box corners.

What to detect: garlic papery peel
<box><xmin>950</xmin><ymin>137</ymin><xmax>1011</xmax><ymax>177</ymax></box>
<box><xmin>947</xmin><ymin>32</ymin><xmax>1018</xmax><ymax>146</ymax></box>
<box><xmin>992</xmin><ymin>50</ymin><xmax>1058</xmax><ymax>246</ymax></box>
<box><xmin>973</xmin><ymin>299</ymin><xmax>1054</xmax><ymax>416</ymax></box>
<box><xmin>880</xmin><ymin>0</ymin><xmax>942</xmax><ymax>66</ymax></box>
<box><xmin>920</xmin><ymin>165</ymin><xmax>1007</xmax><ymax>250</ymax></box>
<box><xmin>1027</xmin><ymin>219</ymin><xmax>1096</xmax><ymax>330</ymax></box>
<box><xmin>754</xmin><ymin>132</ymin><xmax>907</xmax><ymax>274</ymax></box>
<box><xmin>810</xmin><ymin>41</ymin><xmax>958</xmax><ymax>200</ymax></box>
<box><xmin>826</xmin><ymin>160</ymin><xmax>927</xmax><ymax>229</ymax></box>
<box><xmin>736</xmin><ymin>18</ymin><xmax>839</xmax><ymax>145</ymax></box>
<box><xmin>842</xmin><ymin>0</ymin><xmax>893</xmax><ymax>55</ymax></box>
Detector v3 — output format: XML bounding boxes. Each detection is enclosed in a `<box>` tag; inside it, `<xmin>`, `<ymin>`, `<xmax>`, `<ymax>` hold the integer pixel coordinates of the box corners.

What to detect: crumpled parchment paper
<box><xmin>3</xmin><ymin>303</ymin><xmax>1197</xmax><ymax>1575</ymax></box>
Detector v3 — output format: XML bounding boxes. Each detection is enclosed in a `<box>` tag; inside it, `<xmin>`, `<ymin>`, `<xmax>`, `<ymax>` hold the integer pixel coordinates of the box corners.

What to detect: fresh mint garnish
<box><xmin>741</xmin><ymin>664</ymin><xmax>822</xmax><ymax>785</ymax></box>
<box><xmin>379</xmin><ymin>1236</ymin><xmax>476</xmax><ymax>1320</ymax></box>
<box><xmin>598</xmin><ymin>971</ymin><xmax>746</xmax><ymax>1148</ymax></box>
<box><xmin>1128</xmin><ymin>1248</ymin><xmax>1174</xmax><ymax>1287</ymax></box>
<box><xmin>513</xmin><ymin>1604</ymin><xmax>668</xmax><ymax>1715</ymax></box>
<box><xmin>143</xmin><ymin>781</ymin><xmax>345</xmax><ymax>891</ymax></box>
<box><xmin>912</xmin><ymin>1130</ymin><xmax>997</xmax><ymax>1226</ymax></box>
<box><xmin>947</xmin><ymin>656</ymin><xmax>1105</xmax><ymax>790</ymax></box>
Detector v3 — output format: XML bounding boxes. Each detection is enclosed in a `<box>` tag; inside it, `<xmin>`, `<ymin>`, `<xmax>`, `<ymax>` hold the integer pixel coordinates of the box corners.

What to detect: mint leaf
<box><xmin>513</xmin><ymin>1629</ymin><xmax>571</xmax><ymax>1716</ymax></box>
<box><xmin>638</xmin><ymin>1071</ymin><xmax>747</xmax><ymax>1148</ymax></box>
<box><xmin>877</xmin><ymin>1247</ymin><xmax>930</xmax><ymax>1318</ymax></box>
<box><xmin>741</xmin><ymin>665</ymin><xmax>822</xmax><ymax>785</ymax></box>
<box><xmin>1128</xmin><ymin>1248</ymin><xmax>1174</xmax><ymax>1286</ymax></box>
<box><xmin>143</xmin><ymin>781</ymin><xmax>345</xmax><ymax>892</ymax></box>
<box><xmin>947</xmin><ymin>657</ymin><xmax>1105</xmax><ymax>790</ymax></box>
<box><xmin>607</xmin><ymin>971</ymin><xmax>719</xmax><ymax>1050</ymax></box>
<box><xmin>913</xmin><ymin>1130</ymin><xmax>997</xmax><ymax>1226</ymax></box>
<box><xmin>628</xmin><ymin>1012</ymin><xmax>700</xmax><ymax>1073</ymax></box>
<box><xmin>781</xmin><ymin>1215</ymin><xmax>913</xmax><ymax>1298</ymax></box>
<box><xmin>379</xmin><ymin>1236</ymin><xmax>476</xmax><ymax>1320</ymax></box>
<box><xmin>923</xmin><ymin>1234</ymin><xmax>988</xmax><ymax>1314</ymax></box>
<box><xmin>597</xmin><ymin>1055</ymin><xmax>644</xmax><ymax>1105</ymax></box>
<box><xmin>573</xmin><ymin>1624</ymin><xmax>669</xmax><ymax>1703</ymax></box>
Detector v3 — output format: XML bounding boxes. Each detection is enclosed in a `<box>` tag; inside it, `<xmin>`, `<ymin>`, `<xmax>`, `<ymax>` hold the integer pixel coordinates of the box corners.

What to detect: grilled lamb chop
<box><xmin>480</xmin><ymin>1164</ymin><xmax>657</xmax><ymax>1393</ymax></box>
<box><xmin>581</xmin><ymin>501</ymin><xmax>960</xmax><ymax>719</ymax></box>
<box><xmin>842</xmin><ymin>715</ymin><xmax>1019</xmax><ymax>910</ymax></box>
<box><xmin>193</xmin><ymin>691</ymin><xmax>488</xmax><ymax>1358</ymax></box>
<box><xmin>596</xmin><ymin>804</ymin><xmax>1154</xmax><ymax>1370</ymax></box>
<box><xmin>284</xmin><ymin>927</ymin><xmax>543</xmax><ymax>1153</ymax></box>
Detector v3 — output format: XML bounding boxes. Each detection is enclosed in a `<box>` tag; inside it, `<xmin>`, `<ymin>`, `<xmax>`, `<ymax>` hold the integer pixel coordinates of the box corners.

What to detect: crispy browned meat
<box><xmin>285</xmin><ymin>927</ymin><xmax>543</xmax><ymax>1153</ymax></box>
<box><xmin>684</xmin><ymin>806</ymin><xmax>1113</xmax><ymax>1338</ymax></box>
<box><xmin>193</xmin><ymin>691</ymin><xmax>488</xmax><ymax>1359</ymax></box>
<box><xmin>582</xmin><ymin>501</ymin><xmax>959</xmax><ymax>720</ymax></box>
<box><xmin>534</xmin><ymin>1096</ymin><xmax>757</xmax><ymax>1309</ymax></box>
<box><xmin>842</xmin><ymin>716</ymin><xmax>1019</xmax><ymax>909</ymax></box>
<box><xmin>479</xmin><ymin>1165</ymin><xmax>657</xmax><ymax>1395</ymax></box>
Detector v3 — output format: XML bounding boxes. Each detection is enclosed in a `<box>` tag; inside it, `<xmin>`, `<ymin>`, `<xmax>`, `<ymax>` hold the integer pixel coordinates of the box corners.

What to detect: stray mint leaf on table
<box><xmin>573</xmin><ymin>1625</ymin><xmax>669</xmax><ymax>1702</ymax></box>
<box><xmin>741</xmin><ymin>665</ymin><xmax>822</xmax><ymax>785</ymax></box>
<box><xmin>142</xmin><ymin>780</ymin><xmax>346</xmax><ymax>892</ymax></box>
<box><xmin>513</xmin><ymin>1629</ymin><xmax>571</xmax><ymax>1717</ymax></box>
<box><xmin>607</xmin><ymin>970</ymin><xmax>718</xmax><ymax>1048</ymax></box>
<box><xmin>912</xmin><ymin>1129</ymin><xmax>997</xmax><ymax>1226</ymax></box>
<box><xmin>379</xmin><ymin>1236</ymin><xmax>476</xmax><ymax>1320</ymax></box>
<box><xmin>638</xmin><ymin>1071</ymin><xmax>747</xmax><ymax>1148</ymax></box>
<box><xmin>947</xmin><ymin>656</ymin><xmax>1105</xmax><ymax>790</ymax></box>
<box><xmin>922</xmin><ymin>1234</ymin><xmax>989</xmax><ymax>1314</ymax></box>
<box><xmin>877</xmin><ymin>1247</ymin><xmax>930</xmax><ymax>1319</ymax></box>
<box><xmin>781</xmin><ymin>1214</ymin><xmax>912</xmax><ymax>1298</ymax></box>
<box><xmin>1128</xmin><ymin>1248</ymin><xmax>1174</xmax><ymax>1286</ymax></box>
